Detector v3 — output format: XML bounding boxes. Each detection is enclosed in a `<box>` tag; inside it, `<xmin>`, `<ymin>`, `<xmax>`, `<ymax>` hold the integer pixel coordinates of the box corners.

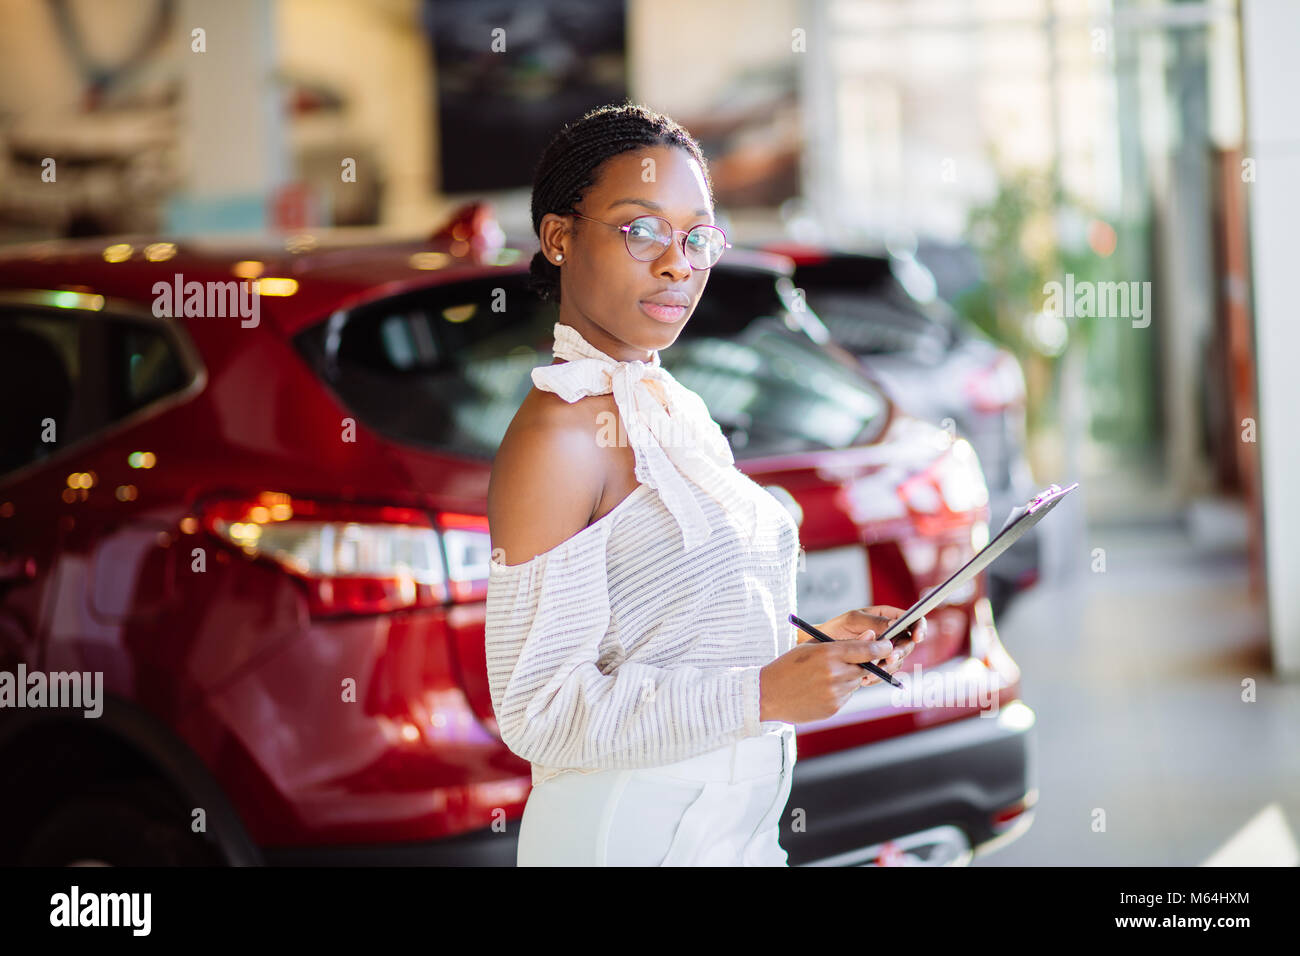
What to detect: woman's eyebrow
<box><xmin>607</xmin><ymin>197</ymin><xmax>713</xmax><ymax>219</ymax></box>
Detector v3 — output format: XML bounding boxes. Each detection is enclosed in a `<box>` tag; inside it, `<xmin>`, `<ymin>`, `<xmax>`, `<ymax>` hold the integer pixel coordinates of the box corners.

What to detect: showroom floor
<box><xmin>972</xmin><ymin>511</ymin><xmax>1300</xmax><ymax>866</ymax></box>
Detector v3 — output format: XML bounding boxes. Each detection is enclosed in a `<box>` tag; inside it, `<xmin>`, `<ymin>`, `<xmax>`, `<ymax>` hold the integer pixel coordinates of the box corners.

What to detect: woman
<box><xmin>485</xmin><ymin>102</ymin><xmax>924</xmax><ymax>866</ymax></box>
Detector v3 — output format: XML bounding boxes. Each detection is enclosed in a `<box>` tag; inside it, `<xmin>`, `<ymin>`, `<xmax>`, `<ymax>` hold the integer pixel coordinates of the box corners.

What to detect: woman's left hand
<box><xmin>803</xmin><ymin>605</ymin><xmax>926</xmax><ymax>685</ymax></box>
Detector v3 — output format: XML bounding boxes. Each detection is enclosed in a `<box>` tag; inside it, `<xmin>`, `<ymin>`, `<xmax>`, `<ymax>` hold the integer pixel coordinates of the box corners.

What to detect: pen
<box><xmin>788</xmin><ymin>613</ymin><xmax>905</xmax><ymax>688</ymax></box>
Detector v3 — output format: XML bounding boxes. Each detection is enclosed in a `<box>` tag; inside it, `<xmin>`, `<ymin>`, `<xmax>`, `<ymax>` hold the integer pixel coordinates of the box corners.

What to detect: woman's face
<box><xmin>540</xmin><ymin>144</ymin><xmax>715</xmax><ymax>363</ymax></box>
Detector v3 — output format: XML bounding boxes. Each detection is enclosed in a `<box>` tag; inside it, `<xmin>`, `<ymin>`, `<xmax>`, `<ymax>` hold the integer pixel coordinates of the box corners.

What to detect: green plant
<box><xmin>952</xmin><ymin>166</ymin><xmax>1118</xmax><ymax>435</ymax></box>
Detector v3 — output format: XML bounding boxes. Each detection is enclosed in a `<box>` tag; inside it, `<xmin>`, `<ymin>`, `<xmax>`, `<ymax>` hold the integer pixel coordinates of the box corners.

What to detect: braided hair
<box><xmin>527</xmin><ymin>101</ymin><xmax>715</xmax><ymax>304</ymax></box>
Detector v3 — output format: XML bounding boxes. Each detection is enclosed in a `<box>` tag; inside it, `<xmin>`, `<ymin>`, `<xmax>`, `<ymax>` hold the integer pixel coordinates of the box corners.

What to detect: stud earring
<box><xmin>555</xmin><ymin>253</ymin><xmax>563</xmax><ymax>262</ymax></box>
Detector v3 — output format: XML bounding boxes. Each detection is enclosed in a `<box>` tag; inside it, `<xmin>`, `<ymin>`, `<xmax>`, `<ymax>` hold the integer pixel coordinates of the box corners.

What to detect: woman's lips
<box><xmin>639</xmin><ymin>300</ymin><xmax>687</xmax><ymax>322</ymax></box>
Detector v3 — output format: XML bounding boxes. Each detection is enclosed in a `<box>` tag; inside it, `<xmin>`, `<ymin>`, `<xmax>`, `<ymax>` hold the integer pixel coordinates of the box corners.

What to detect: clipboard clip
<box><xmin>1026</xmin><ymin>481</ymin><xmax>1079</xmax><ymax>514</ymax></box>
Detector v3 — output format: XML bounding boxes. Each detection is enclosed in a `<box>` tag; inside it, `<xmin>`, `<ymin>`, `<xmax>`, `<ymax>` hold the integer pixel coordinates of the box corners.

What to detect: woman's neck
<box><xmin>558</xmin><ymin>315</ymin><xmax>654</xmax><ymax>364</ymax></box>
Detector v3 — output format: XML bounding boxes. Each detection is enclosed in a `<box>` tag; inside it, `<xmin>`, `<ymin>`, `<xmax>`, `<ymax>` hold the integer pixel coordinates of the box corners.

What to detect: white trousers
<box><xmin>516</xmin><ymin>725</ymin><xmax>796</xmax><ymax>866</ymax></box>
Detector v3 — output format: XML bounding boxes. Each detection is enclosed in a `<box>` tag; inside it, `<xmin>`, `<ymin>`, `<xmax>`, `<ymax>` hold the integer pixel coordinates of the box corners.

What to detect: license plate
<box><xmin>795</xmin><ymin>545</ymin><xmax>871</xmax><ymax>627</ymax></box>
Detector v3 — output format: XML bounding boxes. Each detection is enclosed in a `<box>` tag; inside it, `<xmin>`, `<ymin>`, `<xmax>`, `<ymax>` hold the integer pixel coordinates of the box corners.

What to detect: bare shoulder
<box><xmin>487</xmin><ymin>388</ymin><xmax>613</xmax><ymax>567</ymax></box>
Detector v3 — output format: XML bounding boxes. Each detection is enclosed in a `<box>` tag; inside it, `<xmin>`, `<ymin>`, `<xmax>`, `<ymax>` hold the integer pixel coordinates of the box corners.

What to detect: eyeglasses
<box><xmin>571</xmin><ymin>212</ymin><xmax>731</xmax><ymax>270</ymax></box>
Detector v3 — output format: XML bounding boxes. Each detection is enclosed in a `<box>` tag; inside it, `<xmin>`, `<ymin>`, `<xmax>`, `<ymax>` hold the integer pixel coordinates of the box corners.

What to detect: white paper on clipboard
<box><xmin>877</xmin><ymin>481</ymin><xmax>1080</xmax><ymax>643</ymax></box>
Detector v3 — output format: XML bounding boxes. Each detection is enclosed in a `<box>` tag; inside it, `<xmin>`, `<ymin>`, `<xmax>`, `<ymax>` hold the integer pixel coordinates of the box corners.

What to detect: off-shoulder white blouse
<box><xmin>484</xmin><ymin>322</ymin><xmax>803</xmax><ymax>787</ymax></box>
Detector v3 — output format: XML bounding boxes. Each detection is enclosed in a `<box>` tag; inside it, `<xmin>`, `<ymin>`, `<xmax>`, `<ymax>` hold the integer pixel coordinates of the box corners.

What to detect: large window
<box><xmin>801</xmin><ymin>0</ymin><xmax>1246</xmax><ymax>501</ymax></box>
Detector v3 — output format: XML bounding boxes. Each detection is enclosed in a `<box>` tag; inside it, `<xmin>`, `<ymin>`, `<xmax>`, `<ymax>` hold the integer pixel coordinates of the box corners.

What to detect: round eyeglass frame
<box><xmin>569</xmin><ymin>211</ymin><xmax>731</xmax><ymax>270</ymax></box>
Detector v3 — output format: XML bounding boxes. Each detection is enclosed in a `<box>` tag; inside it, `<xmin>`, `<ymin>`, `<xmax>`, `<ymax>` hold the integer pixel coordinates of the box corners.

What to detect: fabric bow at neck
<box><xmin>530</xmin><ymin>321</ymin><xmax>756</xmax><ymax>552</ymax></box>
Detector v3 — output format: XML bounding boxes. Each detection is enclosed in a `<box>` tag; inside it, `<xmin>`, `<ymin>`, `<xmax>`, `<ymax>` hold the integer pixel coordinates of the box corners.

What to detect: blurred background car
<box><xmin>0</xmin><ymin>204</ymin><xmax>1035</xmax><ymax>866</ymax></box>
<box><xmin>761</xmin><ymin>241</ymin><xmax>1041</xmax><ymax>620</ymax></box>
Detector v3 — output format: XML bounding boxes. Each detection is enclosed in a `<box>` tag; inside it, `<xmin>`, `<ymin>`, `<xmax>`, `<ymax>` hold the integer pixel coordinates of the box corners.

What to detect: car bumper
<box><xmin>260</xmin><ymin>701</ymin><xmax>1036</xmax><ymax>867</ymax></box>
<box><xmin>782</xmin><ymin>700</ymin><xmax>1037</xmax><ymax>866</ymax></box>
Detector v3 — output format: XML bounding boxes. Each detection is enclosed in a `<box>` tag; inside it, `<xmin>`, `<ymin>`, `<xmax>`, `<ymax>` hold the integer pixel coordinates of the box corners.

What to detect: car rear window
<box><xmin>800</xmin><ymin>287</ymin><xmax>952</xmax><ymax>358</ymax></box>
<box><xmin>790</xmin><ymin>261</ymin><xmax>958</xmax><ymax>358</ymax></box>
<box><xmin>294</xmin><ymin>271</ymin><xmax>888</xmax><ymax>459</ymax></box>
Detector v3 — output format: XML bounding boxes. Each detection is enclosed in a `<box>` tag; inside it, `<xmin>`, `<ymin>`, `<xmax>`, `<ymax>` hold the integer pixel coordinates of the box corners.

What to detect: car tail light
<box><xmin>435</xmin><ymin>510</ymin><xmax>494</xmax><ymax>602</ymax></box>
<box><xmin>759</xmin><ymin>241</ymin><xmax>829</xmax><ymax>265</ymax></box>
<box><xmin>200</xmin><ymin>493</ymin><xmax>500</xmax><ymax>616</ymax></box>
<box><xmin>897</xmin><ymin>438</ymin><xmax>989</xmax><ymax>534</ymax></box>
<box><xmin>429</xmin><ymin>200</ymin><xmax>505</xmax><ymax>257</ymax></box>
<box><xmin>964</xmin><ymin>351</ymin><xmax>1026</xmax><ymax>413</ymax></box>
<box><xmin>202</xmin><ymin>493</ymin><xmax>453</xmax><ymax>616</ymax></box>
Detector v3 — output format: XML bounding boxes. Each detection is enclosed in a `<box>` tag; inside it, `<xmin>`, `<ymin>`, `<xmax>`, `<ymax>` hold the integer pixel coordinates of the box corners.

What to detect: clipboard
<box><xmin>876</xmin><ymin>481</ymin><xmax>1080</xmax><ymax>644</ymax></box>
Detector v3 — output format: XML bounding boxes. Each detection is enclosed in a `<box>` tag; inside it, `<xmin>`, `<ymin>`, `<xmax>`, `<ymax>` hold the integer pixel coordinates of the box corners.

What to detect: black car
<box><xmin>761</xmin><ymin>242</ymin><xmax>1041</xmax><ymax>620</ymax></box>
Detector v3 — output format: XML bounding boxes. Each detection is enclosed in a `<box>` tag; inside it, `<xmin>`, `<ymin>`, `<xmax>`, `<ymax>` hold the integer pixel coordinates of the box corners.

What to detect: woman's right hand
<box><xmin>759</xmin><ymin>632</ymin><xmax>896</xmax><ymax>723</ymax></box>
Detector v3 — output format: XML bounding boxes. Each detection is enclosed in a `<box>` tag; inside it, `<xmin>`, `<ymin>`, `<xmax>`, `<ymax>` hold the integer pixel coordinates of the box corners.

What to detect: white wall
<box><xmin>277</xmin><ymin>0</ymin><xmax>438</xmax><ymax>231</ymax></box>
<box><xmin>1241</xmin><ymin>0</ymin><xmax>1300</xmax><ymax>676</ymax></box>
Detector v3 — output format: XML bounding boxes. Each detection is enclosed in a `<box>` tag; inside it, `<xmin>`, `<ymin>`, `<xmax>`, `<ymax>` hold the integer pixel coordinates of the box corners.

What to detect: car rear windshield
<box><xmin>801</xmin><ymin>286</ymin><xmax>953</xmax><ymax>358</ymax></box>
<box><xmin>293</xmin><ymin>271</ymin><xmax>887</xmax><ymax>460</ymax></box>
<box><xmin>791</xmin><ymin>262</ymin><xmax>957</xmax><ymax>357</ymax></box>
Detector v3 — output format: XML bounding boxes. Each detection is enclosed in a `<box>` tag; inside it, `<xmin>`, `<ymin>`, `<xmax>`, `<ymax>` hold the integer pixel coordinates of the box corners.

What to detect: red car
<box><xmin>0</xmin><ymin>206</ymin><xmax>1036</xmax><ymax>866</ymax></box>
